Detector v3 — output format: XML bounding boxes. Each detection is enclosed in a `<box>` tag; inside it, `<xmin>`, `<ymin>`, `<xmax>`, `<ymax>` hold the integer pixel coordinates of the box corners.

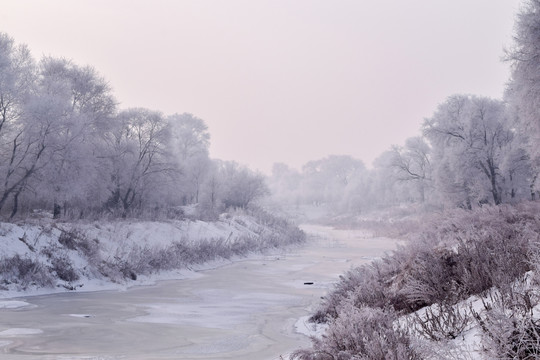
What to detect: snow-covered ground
<box><xmin>0</xmin><ymin>210</ymin><xmax>297</xmax><ymax>297</ymax></box>
<box><xmin>0</xmin><ymin>224</ymin><xmax>399</xmax><ymax>359</ymax></box>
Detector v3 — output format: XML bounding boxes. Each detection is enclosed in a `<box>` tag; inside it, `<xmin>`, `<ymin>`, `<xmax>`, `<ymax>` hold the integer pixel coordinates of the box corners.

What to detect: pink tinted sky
<box><xmin>3</xmin><ymin>0</ymin><xmax>521</xmax><ymax>173</ymax></box>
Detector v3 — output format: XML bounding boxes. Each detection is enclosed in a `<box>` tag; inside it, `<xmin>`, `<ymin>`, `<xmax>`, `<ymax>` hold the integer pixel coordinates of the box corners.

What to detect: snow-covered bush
<box><xmin>57</xmin><ymin>228</ymin><xmax>100</xmax><ymax>262</ymax></box>
<box><xmin>310</xmin><ymin>259</ymin><xmax>394</xmax><ymax>323</ymax></box>
<box><xmin>292</xmin><ymin>303</ymin><xmax>421</xmax><ymax>360</ymax></box>
<box><xmin>49</xmin><ymin>253</ymin><xmax>79</xmax><ymax>282</ymax></box>
<box><xmin>473</xmin><ymin>286</ymin><xmax>540</xmax><ymax>359</ymax></box>
<box><xmin>411</xmin><ymin>303</ymin><xmax>471</xmax><ymax>341</ymax></box>
<box><xmin>0</xmin><ymin>255</ymin><xmax>54</xmax><ymax>289</ymax></box>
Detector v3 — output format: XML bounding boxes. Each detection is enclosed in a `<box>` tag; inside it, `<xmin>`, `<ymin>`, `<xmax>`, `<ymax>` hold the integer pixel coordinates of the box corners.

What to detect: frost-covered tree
<box><xmin>167</xmin><ymin>113</ymin><xmax>211</xmax><ymax>204</ymax></box>
<box><xmin>167</xmin><ymin>113</ymin><xmax>209</xmax><ymax>161</ymax></box>
<box><xmin>506</xmin><ymin>0</ymin><xmax>540</xmax><ymax>171</ymax></box>
<box><xmin>267</xmin><ymin>163</ymin><xmax>302</xmax><ymax>207</ymax></box>
<box><xmin>197</xmin><ymin>161</ymin><xmax>223</xmax><ymax>218</ymax></box>
<box><xmin>102</xmin><ymin>108</ymin><xmax>173</xmax><ymax>216</ymax></box>
<box><xmin>218</xmin><ymin>161</ymin><xmax>269</xmax><ymax>209</ymax></box>
<box><xmin>500</xmin><ymin>109</ymin><xmax>537</xmax><ymax>201</ymax></box>
<box><xmin>370</xmin><ymin>150</ymin><xmax>415</xmax><ymax>208</ymax></box>
<box><xmin>0</xmin><ymin>33</ymin><xmax>42</xmax><ymax>216</ymax></box>
<box><xmin>389</xmin><ymin>136</ymin><xmax>432</xmax><ymax>203</ymax></box>
<box><xmin>35</xmin><ymin>57</ymin><xmax>116</xmax><ymax>217</ymax></box>
<box><xmin>301</xmin><ymin>155</ymin><xmax>366</xmax><ymax>206</ymax></box>
<box><xmin>424</xmin><ymin>95</ymin><xmax>517</xmax><ymax>207</ymax></box>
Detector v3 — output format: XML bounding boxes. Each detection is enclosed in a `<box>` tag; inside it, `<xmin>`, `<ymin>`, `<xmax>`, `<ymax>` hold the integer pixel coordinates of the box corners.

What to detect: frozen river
<box><xmin>0</xmin><ymin>225</ymin><xmax>398</xmax><ymax>360</ymax></box>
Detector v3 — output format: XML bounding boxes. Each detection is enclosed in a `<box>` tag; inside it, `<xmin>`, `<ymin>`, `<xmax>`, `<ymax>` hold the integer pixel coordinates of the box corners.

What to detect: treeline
<box><xmin>269</xmin><ymin>94</ymin><xmax>537</xmax><ymax>214</ymax></box>
<box><xmin>0</xmin><ymin>33</ymin><xmax>268</xmax><ymax>220</ymax></box>
<box><xmin>270</xmin><ymin>97</ymin><xmax>538</xmax><ymax>215</ymax></box>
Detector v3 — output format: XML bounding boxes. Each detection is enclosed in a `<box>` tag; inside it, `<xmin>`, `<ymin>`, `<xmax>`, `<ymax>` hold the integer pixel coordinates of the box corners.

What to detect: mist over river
<box><xmin>0</xmin><ymin>225</ymin><xmax>398</xmax><ymax>360</ymax></box>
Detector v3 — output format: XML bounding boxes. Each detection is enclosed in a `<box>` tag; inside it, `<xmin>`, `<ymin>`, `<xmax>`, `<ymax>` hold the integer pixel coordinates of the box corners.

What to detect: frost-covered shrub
<box><xmin>311</xmin><ymin>260</ymin><xmax>394</xmax><ymax>323</ymax></box>
<box><xmin>394</xmin><ymin>246</ymin><xmax>464</xmax><ymax>310</ymax></box>
<box><xmin>311</xmin><ymin>241</ymin><xmax>462</xmax><ymax>322</ymax></box>
<box><xmin>473</xmin><ymin>288</ymin><xmax>540</xmax><ymax>359</ymax></box>
<box><xmin>311</xmin><ymin>241</ymin><xmax>442</xmax><ymax>322</ymax></box>
<box><xmin>195</xmin><ymin>238</ymin><xmax>229</xmax><ymax>260</ymax></box>
<box><xmin>76</xmin><ymin>236</ymin><xmax>101</xmax><ymax>263</ymax></box>
<box><xmin>481</xmin><ymin>312</ymin><xmax>540</xmax><ymax>359</ymax></box>
<box><xmin>99</xmin><ymin>257</ymin><xmax>137</xmax><ymax>282</ymax></box>
<box><xmin>398</xmin><ymin>204</ymin><xmax>536</xmax><ymax>307</ymax></box>
<box><xmin>50</xmin><ymin>254</ymin><xmax>79</xmax><ymax>282</ymax></box>
<box><xmin>452</xmin><ymin>210</ymin><xmax>534</xmax><ymax>297</ymax></box>
<box><xmin>0</xmin><ymin>255</ymin><xmax>54</xmax><ymax>289</ymax></box>
<box><xmin>123</xmin><ymin>244</ymin><xmax>163</xmax><ymax>275</ymax></box>
<box><xmin>58</xmin><ymin>230</ymin><xmax>78</xmax><ymax>250</ymax></box>
<box><xmin>292</xmin><ymin>303</ymin><xmax>421</xmax><ymax>360</ymax></box>
<box><xmin>411</xmin><ymin>303</ymin><xmax>471</xmax><ymax>341</ymax></box>
<box><xmin>57</xmin><ymin>228</ymin><xmax>101</xmax><ymax>262</ymax></box>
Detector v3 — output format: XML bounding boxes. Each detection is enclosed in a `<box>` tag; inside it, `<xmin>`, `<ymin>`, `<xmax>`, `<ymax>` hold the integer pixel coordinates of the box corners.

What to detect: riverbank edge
<box><xmin>0</xmin><ymin>209</ymin><xmax>306</xmax><ymax>300</ymax></box>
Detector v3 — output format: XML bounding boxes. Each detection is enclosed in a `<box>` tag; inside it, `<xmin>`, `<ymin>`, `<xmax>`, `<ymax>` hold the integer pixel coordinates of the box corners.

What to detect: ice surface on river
<box><xmin>131</xmin><ymin>289</ymin><xmax>301</xmax><ymax>329</ymax></box>
<box><xmin>0</xmin><ymin>300</ymin><xmax>31</xmax><ymax>309</ymax></box>
<box><xmin>0</xmin><ymin>328</ymin><xmax>43</xmax><ymax>336</ymax></box>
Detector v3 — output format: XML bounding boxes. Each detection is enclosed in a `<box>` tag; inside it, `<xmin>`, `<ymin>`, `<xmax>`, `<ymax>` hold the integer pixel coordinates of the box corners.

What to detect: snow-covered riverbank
<box><xmin>0</xmin><ymin>209</ymin><xmax>305</xmax><ymax>298</ymax></box>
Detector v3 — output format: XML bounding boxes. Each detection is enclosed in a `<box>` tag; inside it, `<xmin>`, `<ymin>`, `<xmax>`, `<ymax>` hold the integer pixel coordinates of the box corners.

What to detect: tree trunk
<box><xmin>53</xmin><ymin>202</ymin><xmax>62</xmax><ymax>219</ymax></box>
<box><xmin>483</xmin><ymin>159</ymin><xmax>501</xmax><ymax>205</ymax></box>
<box><xmin>9</xmin><ymin>188</ymin><xmax>22</xmax><ymax>219</ymax></box>
<box><xmin>532</xmin><ymin>174</ymin><xmax>538</xmax><ymax>201</ymax></box>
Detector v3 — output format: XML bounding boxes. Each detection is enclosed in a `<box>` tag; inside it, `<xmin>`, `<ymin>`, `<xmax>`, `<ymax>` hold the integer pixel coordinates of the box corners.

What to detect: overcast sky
<box><xmin>3</xmin><ymin>0</ymin><xmax>522</xmax><ymax>173</ymax></box>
